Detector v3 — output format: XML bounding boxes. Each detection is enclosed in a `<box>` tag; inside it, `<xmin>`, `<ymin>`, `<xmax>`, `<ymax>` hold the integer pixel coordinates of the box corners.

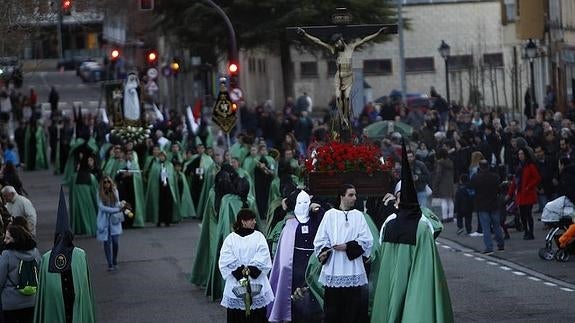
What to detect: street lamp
<box><xmin>525</xmin><ymin>39</ymin><xmax>538</xmax><ymax>118</ymax></box>
<box><xmin>438</xmin><ymin>40</ymin><xmax>451</xmax><ymax>105</ymax></box>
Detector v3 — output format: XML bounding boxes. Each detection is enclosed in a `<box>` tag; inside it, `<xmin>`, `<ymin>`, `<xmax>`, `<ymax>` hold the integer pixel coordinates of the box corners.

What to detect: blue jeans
<box><xmin>104</xmin><ymin>234</ymin><xmax>119</xmax><ymax>267</ymax></box>
<box><xmin>478</xmin><ymin>211</ymin><xmax>505</xmax><ymax>252</ymax></box>
<box><xmin>417</xmin><ymin>191</ymin><xmax>429</xmax><ymax>208</ymax></box>
<box><xmin>537</xmin><ymin>193</ymin><xmax>548</xmax><ymax>213</ymax></box>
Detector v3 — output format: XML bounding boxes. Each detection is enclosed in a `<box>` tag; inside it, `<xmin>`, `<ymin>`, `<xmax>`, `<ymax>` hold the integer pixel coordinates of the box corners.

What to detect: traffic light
<box><xmin>146</xmin><ymin>50</ymin><xmax>158</xmax><ymax>66</ymax></box>
<box><xmin>110</xmin><ymin>49</ymin><xmax>120</xmax><ymax>62</ymax></box>
<box><xmin>62</xmin><ymin>0</ymin><xmax>72</xmax><ymax>15</ymax></box>
<box><xmin>140</xmin><ymin>0</ymin><xmax>154</xmax><ymax>10</ymax></box>
<box><xmin>170</xmin><ymin>58</ymin><xmax>181</xmax><ymax>76</ymax></box>
<box><xmin>228</xmin><ymin>62</ymin><xmax>239</xmax><ymax>88</ymax></box>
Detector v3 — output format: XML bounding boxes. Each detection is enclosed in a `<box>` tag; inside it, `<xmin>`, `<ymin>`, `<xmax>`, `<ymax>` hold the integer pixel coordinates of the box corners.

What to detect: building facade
<box><xmin>289</xmin><ymin>0</ymin><xmax>527</xmax><ymax>115</ymax></box>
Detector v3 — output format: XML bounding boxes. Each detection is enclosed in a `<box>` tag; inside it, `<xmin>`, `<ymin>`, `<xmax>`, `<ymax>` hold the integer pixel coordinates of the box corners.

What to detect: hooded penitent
<box><xmin>49</xmin><ymin>187</ymin><xmax>75</xmax><ymax>273</ymax></box>
<box><xmin>382</xmin><ymin>140</ymin><xmax>421</xmax><ymax>245</ymax></box>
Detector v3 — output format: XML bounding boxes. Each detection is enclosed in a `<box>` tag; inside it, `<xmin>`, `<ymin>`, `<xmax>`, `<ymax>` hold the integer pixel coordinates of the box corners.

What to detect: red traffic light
<box><xmin>228</xmin><ymin>63</ymin><xmax>238</xmax><ymax>74</ymax></box>
<box><xmin>147</xmin><ymin>52</ymin><xmax>157</xmax><ymax>62</ymax></box>
<box><xmin>111</xmin><ymin>49</ymin><xmax>120</xmax><ymax>60</ymax></box>
<box><xmin>62</xmin><ymin>0</ymin><xmax>72</xmax><ymax>15</ymax></box>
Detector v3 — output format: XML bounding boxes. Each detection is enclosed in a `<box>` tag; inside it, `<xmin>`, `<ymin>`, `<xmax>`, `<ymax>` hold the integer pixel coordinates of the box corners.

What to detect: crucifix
<box><xmin>289</xmin><ymin>8</ymin><xmax>397</xmax><ymax>139</ymax></box>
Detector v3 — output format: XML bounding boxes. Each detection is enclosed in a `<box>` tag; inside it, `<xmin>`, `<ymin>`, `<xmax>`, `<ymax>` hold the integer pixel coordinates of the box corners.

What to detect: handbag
<box><xmin>505</xmin><ymin>199</ymin><xmax>518</xmax><ymax>214</ymax></box>
<box><xmin>110</xmin><ymin>212</ymin><xmax>124</xmax><ymax>225</ymax></box>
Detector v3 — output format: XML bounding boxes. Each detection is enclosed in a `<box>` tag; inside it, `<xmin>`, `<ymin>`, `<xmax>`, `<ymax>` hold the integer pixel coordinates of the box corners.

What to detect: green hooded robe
<box><xmin>69</xmin><ymin>173</ymin><xmax>98</xmax><ymax>235</ymax></box>
<box><xmin>193</xmin><ymin>155</ymin><xmax>216</xmax><ymax>220</ymax></box>
<box><xmin>33</xmin><ymin>248</ymin><xmax>96</xmax><ymax>323</ymax></box>
<box><xmin>370</xmin><ymin>207</ymin><xmax>453</xmax><ymax>323</ymax></box>
<box><xmin>115</xmin><ymin>160</ymin><xmax>146</xmax><ymax>228</ymax></box>
<box><xmin>175</xmin><ymin>169</ymin><xmax>196</xmax><ymax>219</ymax></box>
<box><xmin>144</xmin><ymin>160</ymin><xmax>178</xmax><ymax>223</ymax></box>
<box><xmin>204</xmin><ymin>194</ymin><xmax>246</xmax><ymax>301</ymax></box>
<box><xmin>24</xmin><ymin>126</ymin><xmax>48</xmax><ymax>170</ymax></box>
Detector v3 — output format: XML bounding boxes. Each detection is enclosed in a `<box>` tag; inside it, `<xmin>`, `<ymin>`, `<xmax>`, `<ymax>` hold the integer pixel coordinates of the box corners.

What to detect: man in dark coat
<box><xmin>469</xmin><ymin>160</ymin><xmax>504</xmax><ymax>254</ymax></box>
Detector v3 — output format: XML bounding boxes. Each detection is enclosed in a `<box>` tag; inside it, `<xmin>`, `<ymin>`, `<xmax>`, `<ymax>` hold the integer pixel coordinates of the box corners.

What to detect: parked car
<box><xmin>0</xmin><ymin>56</ymin><xmax>23</xmax><ymax>87</ymax></box>
<box><xmin>78</xmin><ymin>61</ymin><xmax>104</xmax><ymax>82</ymax></box>
<box><xmin>375</xmin><ymin>91</ymin><xmax>435</xmax><ymax>113</ymax></box>
<box><xmin>57</xmin><ymin>56</ymin><xmax>96</xmax><ymax>73</ymax></box>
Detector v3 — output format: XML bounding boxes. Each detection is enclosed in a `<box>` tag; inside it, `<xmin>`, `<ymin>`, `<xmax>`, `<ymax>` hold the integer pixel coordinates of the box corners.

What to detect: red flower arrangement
<box><xmin>304</xmin><ymin>140</ymin><xmax>393</xmax><ymax>175</ymax></box>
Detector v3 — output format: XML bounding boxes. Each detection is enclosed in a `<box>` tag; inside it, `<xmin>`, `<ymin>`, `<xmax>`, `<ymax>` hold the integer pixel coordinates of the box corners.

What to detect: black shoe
<box><xmin>497</xmin><ymin>245</ymin><xmax>505</xmax><ymax>251</ymax></box>
<box><xmin>481</xmin><ymin>250</ymin><xmax>494</xmax><ymax>255</ymax></box>
<box><xmin>504</xmin><ymin>233</ymin><xmax>510</xmax><ymax>240</ymax></box>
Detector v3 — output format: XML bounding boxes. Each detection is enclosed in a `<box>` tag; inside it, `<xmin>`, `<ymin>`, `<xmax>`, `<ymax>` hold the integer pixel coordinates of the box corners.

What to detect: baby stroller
<box><xmin>538</xmin><ymin>196</ymin><xmax>575</xmax><ymax>262</ymax></box>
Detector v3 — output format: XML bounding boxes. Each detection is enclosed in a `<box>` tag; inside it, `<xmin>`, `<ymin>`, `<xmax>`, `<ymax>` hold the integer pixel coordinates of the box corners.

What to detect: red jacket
<box><xmin>508</xmin><ymin>163</ymin><xmax>541</xmax><ymax>206</ymax></box>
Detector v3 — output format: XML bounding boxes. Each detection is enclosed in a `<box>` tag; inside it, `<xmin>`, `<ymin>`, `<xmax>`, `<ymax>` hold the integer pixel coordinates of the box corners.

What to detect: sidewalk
<box><xmin>438</xmin><ymin>212</ymin><xmax>575</xmax><ymax>285</ymax></box>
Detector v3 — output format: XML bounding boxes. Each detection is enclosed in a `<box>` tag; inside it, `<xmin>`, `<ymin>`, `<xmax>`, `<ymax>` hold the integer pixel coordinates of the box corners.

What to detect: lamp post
<box><xmin>525</xmin><ymin>39</ymin><xmax>538</xmax><ymax>118</ymax></box>
<box><xmin>438</xmin><ymin>40</ymin><xmax>451</xmax><ymax>105</ymax></box>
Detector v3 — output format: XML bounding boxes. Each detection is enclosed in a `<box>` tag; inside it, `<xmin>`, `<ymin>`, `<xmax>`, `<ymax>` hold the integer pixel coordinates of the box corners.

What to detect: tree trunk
<box><xmin>279</xmin><ymin>33</ymin><xmax>294</xmax><ymax>103</ymax></box>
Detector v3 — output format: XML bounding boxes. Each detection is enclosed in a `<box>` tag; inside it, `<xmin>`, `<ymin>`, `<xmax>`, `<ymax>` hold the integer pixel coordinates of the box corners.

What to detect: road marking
<box><xmin>544</xmin><ymin>282</ymin><xmax>557</xmax><ymax>287</ymax></box>
<box><xmin>437</xmin><ymin>240</ymin><xmax>575</xmax><ymax>296</ymax></box>
<box><xmin>512</xmin><ymin>271</ymin><xmax>526</xmax><ymax>276</ymax></box>
<box><xmin>441</xmin><ymin>245</ymin><xmax>450</xmax><ymax>249</ymax></box>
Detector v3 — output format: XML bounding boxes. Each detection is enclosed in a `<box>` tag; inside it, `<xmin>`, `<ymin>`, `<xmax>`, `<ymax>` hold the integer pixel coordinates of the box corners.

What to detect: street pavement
<box><xmin>21</xmin><ymin>168</ymin><xmax>575</xmax><ymax>322</ymax></box>
<box><xmin>25</xmin><ymin>169</ymin><xmax>226</xmax><ymax>323</ymax></box>
<box><xmin>438</xmin><ymin>213</ymin><xmax>575</xmax><ymax>285</ymax></box>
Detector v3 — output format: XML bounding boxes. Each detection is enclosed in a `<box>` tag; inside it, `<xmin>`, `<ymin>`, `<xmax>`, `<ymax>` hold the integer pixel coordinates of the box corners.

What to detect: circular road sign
<box><xmin>147</xmin><ymin>68</ymin><xmax>158</xmax><ymax>79</ymax></box>
<box><xmin>230</xmin><ymin>88</ymin><xmax>243</xmax><ymax>102</ymax></box>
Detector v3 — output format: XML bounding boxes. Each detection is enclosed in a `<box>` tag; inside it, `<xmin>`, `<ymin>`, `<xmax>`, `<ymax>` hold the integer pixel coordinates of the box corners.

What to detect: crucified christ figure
<box><xmin>297</xmin><ymin>26</ymin><xmax>386</xmax><ymax>129</ymax></box>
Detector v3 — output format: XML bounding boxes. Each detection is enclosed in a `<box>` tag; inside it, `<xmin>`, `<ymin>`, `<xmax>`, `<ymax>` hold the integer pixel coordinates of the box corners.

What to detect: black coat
<box><xmin>469</xmin><ymin>169</ymin><xmax>501</xmax><ymax>212</ymax></box>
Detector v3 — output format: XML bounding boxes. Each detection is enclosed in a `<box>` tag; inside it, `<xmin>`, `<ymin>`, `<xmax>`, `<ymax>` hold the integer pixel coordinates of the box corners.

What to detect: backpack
<box><xmin>8</xmin><ymin>259</ymin><xmax>39</xmax><ymax>296</ymax></box>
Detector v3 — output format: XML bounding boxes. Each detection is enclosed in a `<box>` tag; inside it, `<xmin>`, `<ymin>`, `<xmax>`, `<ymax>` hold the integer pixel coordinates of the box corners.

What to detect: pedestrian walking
<box><xmin>96</xmin><ymin>176</ymin><xmax>124</xmax><ymax>271</ymax></box>
<box><xmin>48</xmin><ymin>86</ymin><xmax>59</xmax><ymax>117</ymax></box>
<box><xmin>508</xmin><ymin>147</ymin><xmax>541</xmax><ymax>240</ymax></box>
<box><xmin>432</xmin><ymin>148</ymin><xmax>455</xmax><ymax>222</ymax></box>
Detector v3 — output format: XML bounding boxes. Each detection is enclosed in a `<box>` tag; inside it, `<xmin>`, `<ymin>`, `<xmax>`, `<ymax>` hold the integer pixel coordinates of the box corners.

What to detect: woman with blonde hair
<box><xmin>96</xmin><ymin>176</ymin><xmax>125</xmax><ymax>271</ymax></box>
<box><xmin>469</xmin><ymin>151</ymin><xmax>485</xmax><ymax>179</ymax></box>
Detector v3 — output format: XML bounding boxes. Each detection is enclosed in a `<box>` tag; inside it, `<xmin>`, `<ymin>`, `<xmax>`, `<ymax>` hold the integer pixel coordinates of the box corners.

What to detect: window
<box><xmin>448</xmin><ymin>55</ymin><xmax>474</xmax><ymax>71</ymax></box>
<box><xmin>502</xmin><ymin>0</ymin><xmax>516</xmax><ymax>24</ymax></box>
<box><xmin>248</xmin><ymin>57</ymin><xmax>256</xmax><ymax>73</ymax></box>
<box><xmin>405</xmin><ymin>57</ymin><xmax>435</xmax><ymax>73</ymax></box>
<box><xmin>483</xmin><ymin>53</ymin><xmax>504</xmax><ymax>68</ymax></box>
<box><xmin>300</xmin><ymin>62</ymin><xmax>318</xmax><ymax>78</ymax></box>
<box><xmin>363</xmin><ymin>59</ymin><xmax>392</xmax><ymax>75</ymax></box>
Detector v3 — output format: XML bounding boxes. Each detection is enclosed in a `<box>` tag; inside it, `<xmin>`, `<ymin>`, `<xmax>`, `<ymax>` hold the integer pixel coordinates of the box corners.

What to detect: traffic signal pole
<box><xmin>198</xmin><ymin>0</ymin><xmax>241</xmax><ymax>134</ymax></box>
<box><xmin>57</xmin><ymin>0</ymin><xmax>64</xmax><ymax>59</ymax></box>
<box><xmin>198</xmin><ymin>0</ymin><xmax>238</xmax><ymax>71</ymax></box>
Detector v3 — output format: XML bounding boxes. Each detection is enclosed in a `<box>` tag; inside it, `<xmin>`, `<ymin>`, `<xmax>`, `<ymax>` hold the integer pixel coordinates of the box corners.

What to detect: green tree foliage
<box><xmin>155</xmin><ymin>0</ymin><xmax>396</xmax><ymax>61</ymax></box>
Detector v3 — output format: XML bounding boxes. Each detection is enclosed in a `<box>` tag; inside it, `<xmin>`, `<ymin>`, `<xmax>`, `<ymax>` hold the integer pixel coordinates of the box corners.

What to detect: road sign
<box><xmin>146</xmin><ymin>80</ymin><xmax>159</xmax><ymax>93</ymax></box>
<box><xmin>162</xmin><ymin>66</ymin><xmax>172</xmax><ymax>77</ymax></box>
<box><xmin>147</xmin><ymin>68</ymin><xmax>158</xmax><ymax>79</ymax></box>
<box><xmin>229</xmin><ymin>87</ymin><xmax>243</xmax><ymax>102</ymax></box>
<box><xmin>212</xmin><ymin>90</ymin><xmax>237</xmax><ymax>133</ymax></box>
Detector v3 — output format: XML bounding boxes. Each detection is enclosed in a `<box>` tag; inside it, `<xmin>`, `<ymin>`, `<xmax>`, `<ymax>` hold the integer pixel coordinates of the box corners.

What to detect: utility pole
<box><xmin>57</xmin><ymin>0</ymin><xmax>64</xmax><ymax>59</ymax></box>
<box><xmin>396</xmin><ymin>0</ymin><xmax>407</xmax><ymax>104</ymax></box>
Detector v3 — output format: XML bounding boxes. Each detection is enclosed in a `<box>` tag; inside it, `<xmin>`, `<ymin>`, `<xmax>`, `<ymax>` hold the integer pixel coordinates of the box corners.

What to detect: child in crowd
<box><xmin>454</xmin><ymin>174</ymin><xmax>474</xmax><ymax>235</ymax></box>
